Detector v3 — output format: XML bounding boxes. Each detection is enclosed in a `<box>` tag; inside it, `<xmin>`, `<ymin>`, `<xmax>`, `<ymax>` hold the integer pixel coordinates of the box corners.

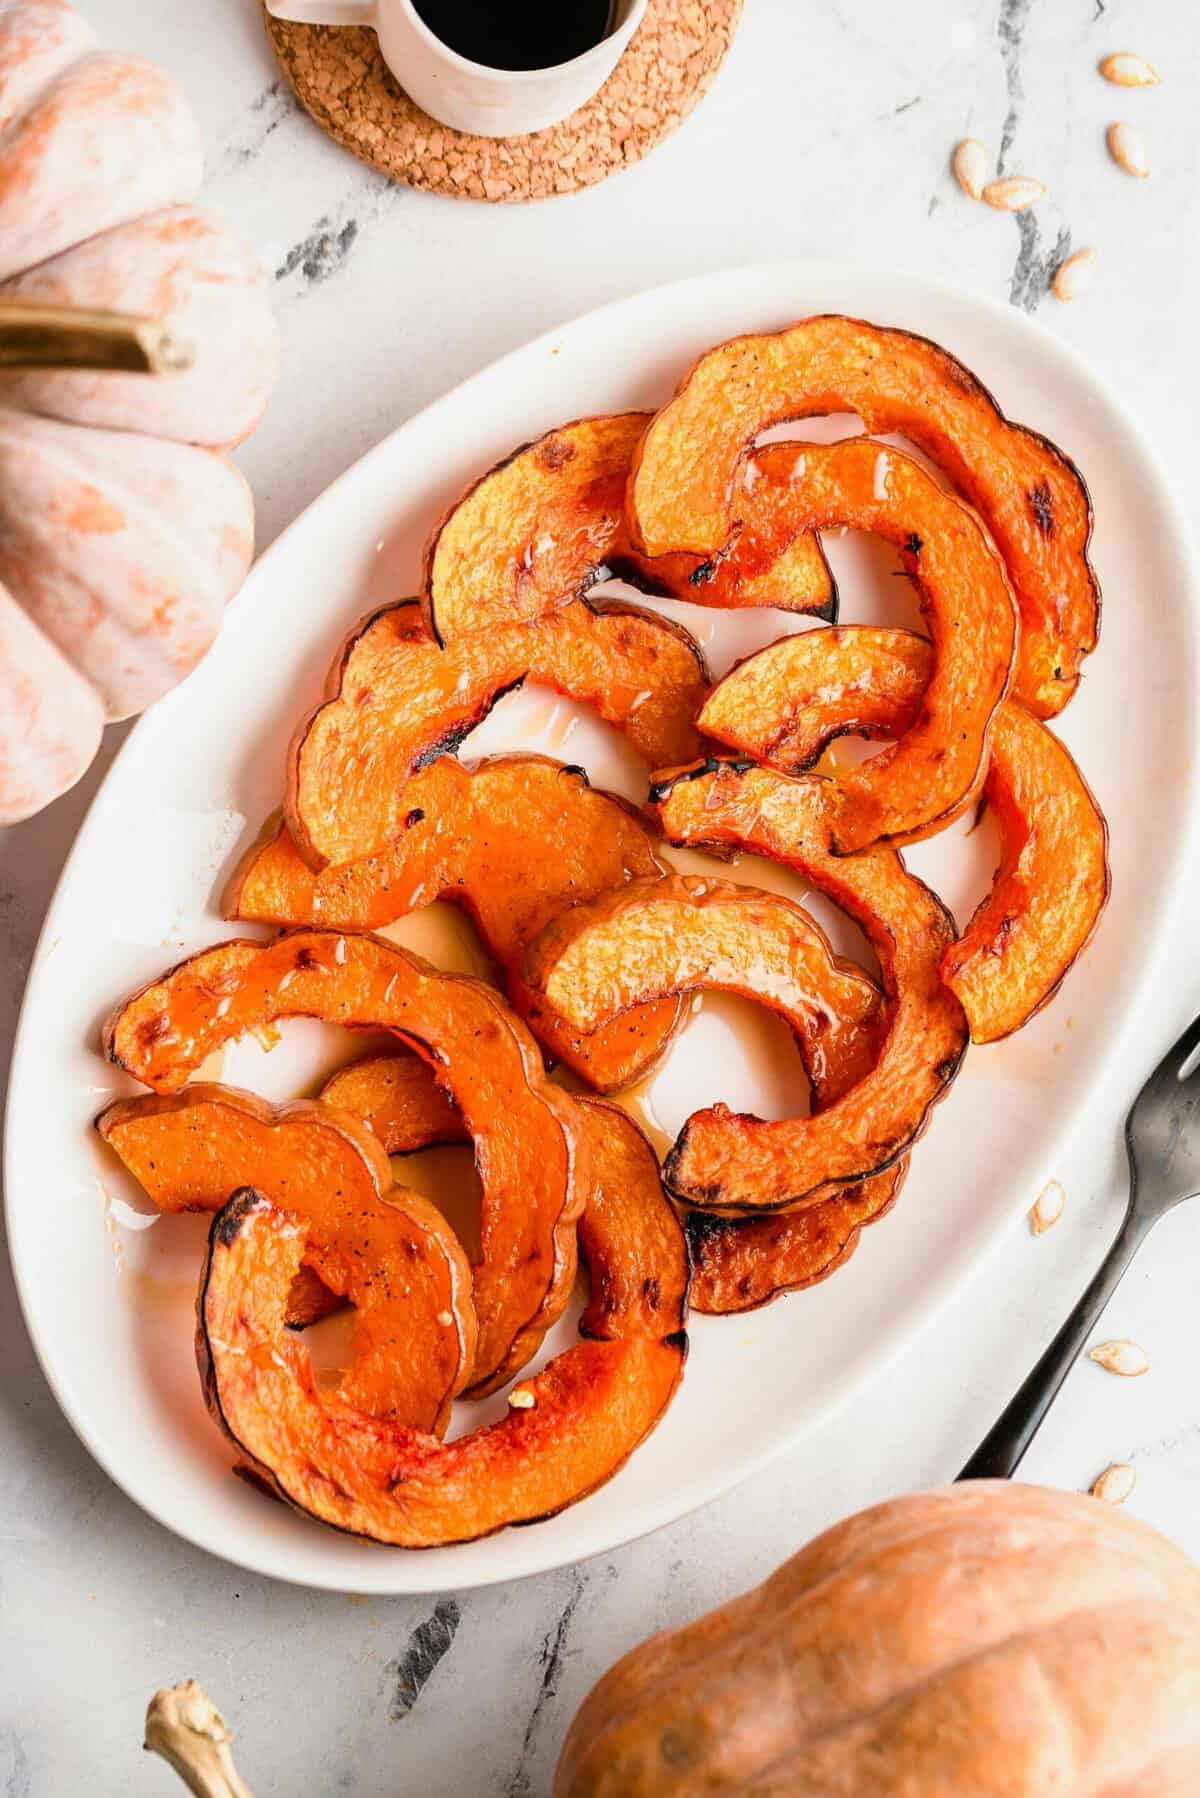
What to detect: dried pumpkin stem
<box><xmin>144</xmin><ymin>1680</ymin><xmax>254</xmax><ymax>1798</ymax></box>
<box><xmin>0</xmin><ymin>300</ymin><xmax>194</xmax><ymax>373</ymax></box>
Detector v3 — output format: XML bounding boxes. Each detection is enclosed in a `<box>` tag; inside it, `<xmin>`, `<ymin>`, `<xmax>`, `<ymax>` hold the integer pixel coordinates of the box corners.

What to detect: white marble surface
<box><xmin>3</xmin><ymin>1</ymin><xmax>1200</xmax><ymax>1791</ymax></box>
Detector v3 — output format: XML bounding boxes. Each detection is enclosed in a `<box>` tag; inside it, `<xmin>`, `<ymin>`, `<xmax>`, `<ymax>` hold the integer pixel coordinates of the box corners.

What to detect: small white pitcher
<box><xmin>264</xmin><ymin>0</ymin><xmax>648</xmax><ymax>138</ymax></box>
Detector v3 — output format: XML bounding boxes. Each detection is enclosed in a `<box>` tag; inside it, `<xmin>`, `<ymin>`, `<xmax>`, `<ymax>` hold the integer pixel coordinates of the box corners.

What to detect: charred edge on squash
<box><xmin>662</xmin><ymin>1043</ymin><xmax>962</xmax><ymax>1212</ymax></box>
<box><xmin>231</xmin><ymin>1462</ymin><xmax>285</xmax><ymax>1503</ymax></box>
<box><xmin>809</xmin><ymin>578</ymin><xmax>839</xmax><ymax>625</ymax></box>
<box><xmin>410</xmin><ymin>676</ymin><xmax>527</xmax><ymax>771</ymax></box>
<box><xmin>762</xmin><ymin>719</ymin><xmax>872</xmax><ymax>777</ymax></box>
<box><xmin>680</xmin><ymin>1209</ymin><xmax>867</xmax><ymax>1313</ymax></box>
<box><xmin>662</xmin><ymin>1138</ymin><xmax>902</xmax><ymax>1213</ymax></box>
<box><xmin>595</xmin><ymin>557</ymin><xmax>689</xmax><ymax>606</ymax></box>
<box><xmin>1028</xmin><ymin>481</ymin><xmax>1055</xmax><ymax>537</ymax></box>
<box><xmin>682</xmin><ymin>1209</ymin><xmax>736</xmax><ymax>1265</ymax></box>
<box><xmin>213</xmin><ymin>1186</ymin><xmax>268</xmax><ymax>1247</ymax></box>
<box><xmin>607</xmin><ymin>544</ymin><xmax>840</xmax><ymax>626</ymax></box>
<box><xmin>647</xmin><ymin>756</ymin><xmax>756</xmax><ymax>807</ymax></box>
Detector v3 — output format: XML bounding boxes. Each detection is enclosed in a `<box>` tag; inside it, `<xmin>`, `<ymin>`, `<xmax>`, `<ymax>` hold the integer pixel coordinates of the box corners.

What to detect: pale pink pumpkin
<box><xmin>0</xmin><ymin>206</ymin><xmax>280</xmax><ymax>445</ymax></box>
<box><xmin>0</xmin><ymin>0</ymin><xmax>276</xmax><ymax>823</ymax></box>
<box><xmin>0</xmin><ymin>575</ymin><xmax>103</xmax><ymax>824</ymax></box>
<box><xmin>0</xmin><ymin>0</ymin><xmax>96</xmax><ymax>132</ymax></box>
<box><xmin>0</xmin><ymin>408</ymin><xmax>254</xmax><ymax>717</ymax></box>
<box><xmin>0</xmin><ymin>48</ymin><xmax>203</xmax><ymax>283</ymax></box>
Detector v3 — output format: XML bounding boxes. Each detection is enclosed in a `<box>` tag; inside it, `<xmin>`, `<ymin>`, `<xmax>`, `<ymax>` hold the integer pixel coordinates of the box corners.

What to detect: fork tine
<box><xmin>1146</xmin><ymin>1010</ymin><xmax>1200</xmax><ymax>1088</ymax></box>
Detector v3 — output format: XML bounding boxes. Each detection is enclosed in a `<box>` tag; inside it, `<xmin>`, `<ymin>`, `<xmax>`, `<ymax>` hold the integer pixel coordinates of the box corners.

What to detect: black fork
<box><xmin>959</xmin><ymin>1012</ymin><xmax>1200</xmax><ymax>1481</ymax></box>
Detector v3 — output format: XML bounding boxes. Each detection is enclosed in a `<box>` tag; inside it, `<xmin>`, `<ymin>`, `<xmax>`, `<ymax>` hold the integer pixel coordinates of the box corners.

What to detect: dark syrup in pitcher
<box><xmin>411</xmin><ymin>1</ymin><xmax>619</xmax><ymax>71</ymax></box>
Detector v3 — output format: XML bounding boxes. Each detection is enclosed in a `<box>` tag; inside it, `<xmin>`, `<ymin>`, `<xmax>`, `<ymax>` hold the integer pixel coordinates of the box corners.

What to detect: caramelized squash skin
<box><xmin>199</xmin><ymin>1188</ymin><xmax>685</xmax><ymax>1548</ymax></box>
<box><xmin>325</xmin><ymin>1053</ymin><xmax>690</xmax><ymax>1344</ymax></box>
<box><xmin>97</xmin><ymin>1084</ymin><xmax>475</xmax><ymax>1434</ymax></box>
<box><xmin>287</xmin><ymin>596</ymin><xmax>707</xmax><ymax>868</ymax></box>
<box><xmin>629</xmin><ymin>314</ymin><xmax>1099</xmax><ymax>717</ymax></box>
<box><xmin>703</xmin><ymin>627</ymin><xmax>1110</xmax><ymax>1043</ymax></box>
<box><xmin>103</xmin><ymin>930</ymin><xmax>588</xmax><ymax>1396</ymax></box>
<box><xmin>227</xmin><ymin>756</ymin><xmax>685</xmax><ymax>1092</ymax></box>
<box><xmin>422</xmin><ymin>413</ymin><xmax>836</xmax><ymax>643</ymax></box>
<box><xmin>651</xmin><ymin>764</ymin><xmax>967</xmax><ymax>1209</ymax></box>
<box><xmin>685</xmin><ymin>438</ymin><xmax>1016</xmax><ymax>853</ymax></box>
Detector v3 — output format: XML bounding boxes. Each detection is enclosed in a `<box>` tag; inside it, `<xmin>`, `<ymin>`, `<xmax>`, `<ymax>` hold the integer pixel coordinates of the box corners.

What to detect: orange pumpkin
<box><xmin>0</xmin><ymin>0</ymin><xmax>278</xmax><ymax>823</ymax></box>
<box><xmin>557</xmin><ymin>1483</ymin><xmax>1200</xmax><ymax>1796</ymax></box>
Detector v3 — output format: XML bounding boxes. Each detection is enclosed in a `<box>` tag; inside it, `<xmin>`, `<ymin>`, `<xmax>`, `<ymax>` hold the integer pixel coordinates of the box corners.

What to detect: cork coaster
<box><xmin>263</xmin><ymin>0</ymin><xmax>743</xmax><ymax>203</ymax></box>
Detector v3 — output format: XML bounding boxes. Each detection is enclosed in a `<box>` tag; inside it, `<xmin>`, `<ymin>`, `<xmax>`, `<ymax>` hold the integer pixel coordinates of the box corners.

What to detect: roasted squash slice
<box><xmin>287</xmin><ymin>596</ymin><xmax>707</xmax><ymax>868</ymax></box>
<box><xmin>687</xmin><ymin>438</ymin><xmax>1015</xmax><ymax>852</ymax></box>
<box><xmin>102</xmin><ymin>930</ymin><xmax>589</xmax><ymax>1396</ymax></box>
<box><xmin>96</xmin><ymin>1084</ymin><xmax>475</xmax><ymax>1434</ymax></box>
<box><xmin>325</xmin><ymin>1053</ymin><xmax>690</xmax><ymax>1343</ymax></box>
<box><xmin>650</xmin><ymin>764</ymin><xmax>967</xmax><ymax>1209</ymax></box>
<box><xmin>228</xmin><ymin>756</ymin><xmax>685</xmax><ymax>1092</ymax></box>
<box><xmin>576</xmin><ymin>1098</ymin><xmax>690</xmax><ymax>1342</ymax></box>
<box><xmin>703</xmin><ymin>627</ymin><xmax>1110</xmax><ymax>1043</ymax></box>
<box><xmin>319</xmin><ymin>1051</ymin><xmax>466</xmax><ymax>1152</ymax></box>
<box><xmin>629</xmin><ymin>314</ymin><xmax>1098</xmax><ymax>718</ymax></box>
<box><xmin>678</xmin><ymin>920</ymin><xmax>908</xmax><ymax>1316</ymax></box>
<box><xmin>422</xmin><ymin>412</ymin><xmax>836</xmax><ymax>643</ymax></box>
<box><xmin>941</xmin><ymin>701</ymin><xmax>1110</xmax><ymax>1042</ymax></box>
<box><xmin>700</xmin><ymin>623</ymin><xmax>930</xmax><ymax>773</ymax></box>
<box><xmin>527</xmin><ymin>874</ymin><xmax>886</xmax><ymax>1118</ymax></box>
<box><xmin>198</xmin><ymin>1188</ymin><xmax>686</xmax><ymax>1546</ymax></box>
<box><xmin>685</xmin><ymin>1166</ymin><xmax>904</xmax><ymax>1315</ymax></box>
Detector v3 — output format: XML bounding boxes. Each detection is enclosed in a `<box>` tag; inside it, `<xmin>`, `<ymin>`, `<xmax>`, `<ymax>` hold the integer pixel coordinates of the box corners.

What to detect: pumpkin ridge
<box><xmin>599</xmin><ymin>1595</ymin><xmax>1169</xmax><ymax>1798</ymax></box>
<box><xmin>9</xmin><ymin>418</ymin><xmax>242</xmax><ymax>612</ymax></box>
<box><xmin>801</xmin><ymin>1592</ymin><xmax>1169</xmax><ymax>1745</ymax></box>
<box><xmin>0</xmin><ymin>20</ymin><xmax>97</xmax><ymax>133</ymax></box>
<box><xmin>739</xmin><ymin>1595</ymin><xmax>1195</xmax><ymax>1790</ymax></box>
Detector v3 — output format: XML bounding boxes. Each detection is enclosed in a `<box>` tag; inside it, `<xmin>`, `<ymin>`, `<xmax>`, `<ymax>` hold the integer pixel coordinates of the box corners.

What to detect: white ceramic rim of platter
<box><xmin>7</xmin><ymin>258</ymin><xmax>1200</xmax><ymax>1593</ymax></box>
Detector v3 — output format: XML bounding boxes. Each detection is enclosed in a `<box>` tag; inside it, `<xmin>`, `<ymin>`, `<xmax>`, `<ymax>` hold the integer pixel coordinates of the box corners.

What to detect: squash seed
<box><xmin>1099</xmin><ymin>52</ymin><xmax>1160</xmax><ymax>88</ymax></box>
<box><xmin>982</xmin><ymin>176</ymin><xmax>1047</xmax><ymax>212</ymax></box>
<box><xmin>508</xmin><ymin>1386</ymin><xmax>536</xmax><ymax>1409</ymax></box>
<box><xmin>1030</xmin><ymin>1178</ymin><xmax>1066</xmax><ymax>1232</ymax></box>
<box><xmin>1053</xmin><ymin>250</ymin><xmax>1098</xmax><ymax>303</ymax></box>
<box><xmin>953</xmin><ymin>138</ymin><xmax>989</xmax><ymax>201</ymax></box>
<box><xmin>1107</xmin><ymin>122</ymin><xmax>1150</xmax><ymax>177</ymax></box>
<box><xmin>1091</xmin><ymin>1462</ymin><xmax>1137</xmax><ymax>1504</ymax></box>
<box><xmin>1088</xmin><ymin>1339</ymin><xmax>1150</xmax><ymax>1377</ymax></box>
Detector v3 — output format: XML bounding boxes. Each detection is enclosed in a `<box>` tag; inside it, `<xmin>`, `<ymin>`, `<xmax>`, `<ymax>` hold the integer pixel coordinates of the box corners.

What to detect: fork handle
<box><xmin>957</xmin><ymin>1207</ymin><xmax>1151</xmax><ymax>1481</ymax></box>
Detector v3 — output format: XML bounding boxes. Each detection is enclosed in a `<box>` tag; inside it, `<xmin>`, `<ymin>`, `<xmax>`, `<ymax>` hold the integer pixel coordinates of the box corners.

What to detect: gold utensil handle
<box><xmin>0</xmin><ymin>300</ymin><xmax>195</xmax><ymax>373</ymax></box>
